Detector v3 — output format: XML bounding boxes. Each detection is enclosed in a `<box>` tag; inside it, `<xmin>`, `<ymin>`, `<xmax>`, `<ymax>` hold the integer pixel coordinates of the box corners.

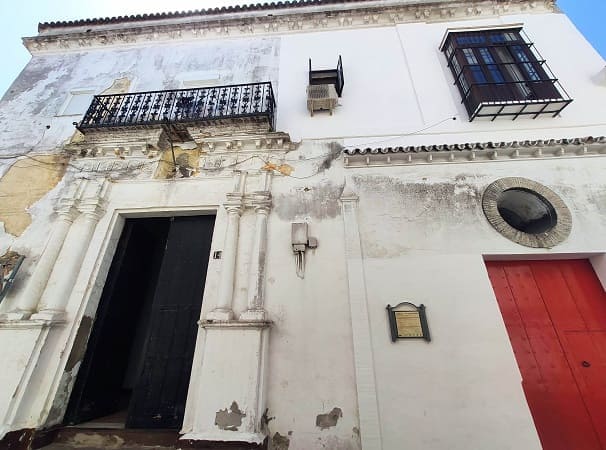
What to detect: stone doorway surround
<box><xmin>0</xmin><ymin>128</ymin><xmax>294</xmax><ymax>449</ymax></box>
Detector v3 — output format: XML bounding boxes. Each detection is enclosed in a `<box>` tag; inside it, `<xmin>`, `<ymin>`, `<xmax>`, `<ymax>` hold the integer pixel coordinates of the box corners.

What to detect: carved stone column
<box><xmin>1</xmin><ymin>199</ymin><xmax>79</xmax><ymax>321</ymax></box>
<box><xmin>181</xmin><ymin>170</ymin><xmax>272</xmax><ymax>447</ymax></box>
<box><xmin>240</xmin><ymin>191</ymin><xmax>271</xmax><ymax>322</ymax></box>
<box><xmin>31</xmin><ymin>181</ymin><xmax>108</xmax><ymax>322</ymax></box>
<box><xmin>207</xmin><ymin>172</ymin><xmax>246</xmax><ymax>321</ymax></box>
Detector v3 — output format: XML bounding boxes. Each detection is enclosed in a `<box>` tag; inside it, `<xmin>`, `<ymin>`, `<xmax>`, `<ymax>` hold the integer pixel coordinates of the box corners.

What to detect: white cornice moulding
<box><xmin>344</xmin><ymin>137</ymin><xmax>606</xmax><ymax>167</ymax></box>
<box><xmin>23</xmin><ymin>0</ymin><xmax>556</xmax><ymax>54</ymax></box>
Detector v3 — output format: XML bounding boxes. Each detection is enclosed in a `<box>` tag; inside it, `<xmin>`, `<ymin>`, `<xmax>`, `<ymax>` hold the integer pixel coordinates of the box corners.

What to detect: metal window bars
<box><xmin>442</xmin><ymin>28</ymin><xmax>572</xmax><ymax>121</ymax></box>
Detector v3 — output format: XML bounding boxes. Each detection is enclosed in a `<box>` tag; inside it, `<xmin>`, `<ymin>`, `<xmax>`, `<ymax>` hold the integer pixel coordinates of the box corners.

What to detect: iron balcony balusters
<box><xmin>77</xmin><ymin>82</ymin><xmax>276</xmax><ymax>133</ymax></box>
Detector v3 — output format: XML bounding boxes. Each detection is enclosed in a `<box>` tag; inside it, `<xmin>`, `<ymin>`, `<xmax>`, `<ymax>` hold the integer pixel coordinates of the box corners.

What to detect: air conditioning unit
<box><xmin>307</xmin><ymin>84</ymin><xmax>338</xmax><ymax>116</ymax></box>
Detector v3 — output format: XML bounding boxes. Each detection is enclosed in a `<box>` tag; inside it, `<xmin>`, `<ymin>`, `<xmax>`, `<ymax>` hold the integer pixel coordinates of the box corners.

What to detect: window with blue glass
<box><xmin>441</xmin><ymin>27</ymin><xmax>572</xmax><ymax>121</ymax></box>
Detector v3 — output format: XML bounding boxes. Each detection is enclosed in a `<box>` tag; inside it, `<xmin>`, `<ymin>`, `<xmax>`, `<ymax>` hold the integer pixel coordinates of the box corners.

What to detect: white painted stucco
<box><xmin>0</xmin><ymin>1</ymin><xmax>604</xmax><ymax>449</ymax></box>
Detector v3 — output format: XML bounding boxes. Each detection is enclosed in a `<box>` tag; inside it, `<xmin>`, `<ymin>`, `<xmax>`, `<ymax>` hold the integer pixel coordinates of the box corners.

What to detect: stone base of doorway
<box><xmin>26</xmin><ymin>427</ymin><xmax>268</xmax><ymax>450</ymax></box>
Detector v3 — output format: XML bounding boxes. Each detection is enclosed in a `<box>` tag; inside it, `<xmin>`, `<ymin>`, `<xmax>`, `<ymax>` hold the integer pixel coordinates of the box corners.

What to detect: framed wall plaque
<box><xmin>386</xmin><ymin>302</ymin><xmax>430</xmax><ymax>342</ymax></box>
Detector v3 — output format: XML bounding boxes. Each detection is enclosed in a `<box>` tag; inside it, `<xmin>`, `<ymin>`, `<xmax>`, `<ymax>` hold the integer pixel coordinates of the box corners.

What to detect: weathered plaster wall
<box><xmin>0</xmin><ymin>155</ymin><xmax>67</xmax><ymax>236</ymax></box>
<box><xmin>351</xmin><ymin>157</ymin><xmax>606</xmax><ymax>256</ymax></box>
<box><xmin>366</xmin><ymin>254</ymin><xmax>542</xmax><ymax>450</ymax></box>
<box><xmin>345</xmin><ymin>156</ymin><xmax>606</xmax><ymax>449</ymax></box>
<box><xmin>0</xmin><ymin>34</ymin><xmax>280</xmax><ymax>307</ymax></box>
<box><xmin>0</xmin><ymin>4</ymin><xmax>604</xmax><ymax>449</ymax></box>
<box><xmin>0</xmin><ymin>37</ymin><xmax>280</xmax><ymax>154</ymax></box>
<box><xmin>263</xmin><ymin>173</ymin><xmax>359</xmax><ymax>450</ymax></box>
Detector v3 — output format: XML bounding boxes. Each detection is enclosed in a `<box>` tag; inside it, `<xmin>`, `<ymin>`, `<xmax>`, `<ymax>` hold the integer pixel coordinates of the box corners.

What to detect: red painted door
<box><xmin>487</xmin><ymin>260</ymin><xmax>606</xmax><ymax>450</ymax></box>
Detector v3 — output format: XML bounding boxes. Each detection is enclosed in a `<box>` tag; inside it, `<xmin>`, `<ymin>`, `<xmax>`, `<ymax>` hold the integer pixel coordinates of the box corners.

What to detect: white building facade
<box><xmin>0</xmin><ymin>0</ymin><xmax>605</xmax><ymax>449</ymax></box>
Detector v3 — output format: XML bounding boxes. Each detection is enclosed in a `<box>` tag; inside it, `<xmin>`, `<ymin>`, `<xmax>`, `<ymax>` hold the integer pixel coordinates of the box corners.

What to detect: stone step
<box><xmin>34</xmin><ymin>428</ymin><xmax>177</xmax><ymax>449</ymax></box>
<box><xmin>34</xmin><ymin>428</ymin><xmax>266</xmax><ymax>450</ymax></box>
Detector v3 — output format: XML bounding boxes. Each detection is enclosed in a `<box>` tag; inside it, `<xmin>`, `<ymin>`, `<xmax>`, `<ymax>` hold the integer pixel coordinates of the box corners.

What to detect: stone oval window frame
<box><xmin>482</xmin><ymin>177</ymin><xmax>572</xmax><ymax>248</ymax></box>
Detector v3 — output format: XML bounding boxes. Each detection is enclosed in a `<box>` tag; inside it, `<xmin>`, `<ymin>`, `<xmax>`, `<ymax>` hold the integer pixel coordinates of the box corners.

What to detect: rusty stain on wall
<box><xmin>0</xmin><ymin>154</ymin><xmax>67</xmax><ymax>236</ymax></box>
<box><xmin>154</xmin><ymin>147</ymin><xmax>200</xmax><ymax>179</ymax></box>
<box><xmin>262</xmin><ymin>161</ymin><xmax>294</xmax><ymax>176</ymax></box>
<box><xmin>316</xmin><ymin>407</ymin><xmax>343</xmax><ymax>430</ymax></box>
<box><xmin>215</xmin><ymin>401</ymin><xmax>246</xmax><ymax>431</ymax></box>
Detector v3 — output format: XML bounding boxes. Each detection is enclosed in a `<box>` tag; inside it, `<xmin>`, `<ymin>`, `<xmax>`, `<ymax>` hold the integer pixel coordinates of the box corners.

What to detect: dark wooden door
<box><xmin>126</xmin><ymin>215</ymin><xmax>215</xmax><ymax>429</ymax></box>
<box><xmin>64</xmin><ymin>219</ymin><xmax>170</xmax><ymax>425</ymax></box>
<box><xmin>487</xmin><ymin>260</ymin><xmax>606</xmax><ymax>450</ymax></box>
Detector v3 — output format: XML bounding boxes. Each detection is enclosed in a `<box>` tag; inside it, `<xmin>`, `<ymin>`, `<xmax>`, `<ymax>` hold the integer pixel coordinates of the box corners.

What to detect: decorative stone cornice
<box><xmin>192</xmin><ymin>131</ymin><xmax>297</xmax><ymax>154</ymax></box>
<box><xmin>24</xmin><ymin>0</ymin><xmax>556</xmax><ymax>54</ymax></box>
<box><xmin>66</xmin><ymin>128</ymin><xmax>169</xmax><ymax>157</ymax></box>
<box><xmin>343</xmin><ymin>135</ymin><xmax>606</xmax><ymax>167</ymax></box>
<box><xmin>65</xmin><ymin>128</ymin><xmax>167</xmax><ymax>177</ymax></box>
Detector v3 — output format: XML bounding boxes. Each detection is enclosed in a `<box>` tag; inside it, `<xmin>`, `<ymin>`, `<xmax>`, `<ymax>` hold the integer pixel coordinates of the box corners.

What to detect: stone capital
<box><xmin>77</xmin><ymin>198</ymin><xmax>107</xmax><ymax>222</ymax></box>
<box><xmin>55</xmin><ymin>199</ymin><xmax>80</xmax><ymax>222</ymax></box>
<box><xmin>247</xmin><ymin>191</ymin><xmax>272</xmax><ymax>213</ymax></box>
<box><xmin>224</xmin><ymin>193</ymin><xmax>244</xmax><ymax>214</ymax></box>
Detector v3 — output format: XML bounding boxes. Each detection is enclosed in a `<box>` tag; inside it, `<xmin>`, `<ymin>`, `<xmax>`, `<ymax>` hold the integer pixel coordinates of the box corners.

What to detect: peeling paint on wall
<box><xmin>101</xmin><ymin>77</ymin><xmax>131</xmax><ymax>95</ymax></box>
<box><xmin>154</xmin><ymin>148</ymin><xmax>200</xmax><ymax>179</ymax></box>
<box><xmin>316</xmin><ymin>407</ymin><xmax>343</xmax><ymax>430</ymax></box>
<box><xmin>215</xmin><ymin>401</ymin><xmax>246</xmax><ymax>431</ymax></box>
<box><xmin>0</xmin><ymin>37</ymin><xmax>280</xmax><ymax>154</ymax></box>
<box><xmin>0</xmin><ymin>155</ymin><xmax>68</xmax><ymax>236</ymax></box>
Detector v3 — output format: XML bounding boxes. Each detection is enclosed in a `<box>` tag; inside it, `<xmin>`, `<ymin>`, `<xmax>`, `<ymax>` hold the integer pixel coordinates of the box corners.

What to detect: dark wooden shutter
<box><xmin>126</xmin><ymin>215</ymin><xmax>215</xmax><ymax>429</ymax></box>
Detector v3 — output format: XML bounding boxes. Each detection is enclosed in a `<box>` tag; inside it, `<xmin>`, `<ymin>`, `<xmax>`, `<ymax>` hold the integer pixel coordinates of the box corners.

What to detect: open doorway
<box><xmin>64</xmin><ymin>214</ymin><xmax>215</xmax><ymax>430</ymax></box>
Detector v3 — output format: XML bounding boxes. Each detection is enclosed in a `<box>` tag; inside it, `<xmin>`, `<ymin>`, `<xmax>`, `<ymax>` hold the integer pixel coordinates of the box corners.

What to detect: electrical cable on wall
<box><xmin>1</xmin><ymin>116</ymin><xmax>458</xmax><ymax>179</ymax></box>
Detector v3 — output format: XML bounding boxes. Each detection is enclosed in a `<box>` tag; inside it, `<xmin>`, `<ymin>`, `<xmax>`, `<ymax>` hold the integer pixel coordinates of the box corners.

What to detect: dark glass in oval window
<box><xmin>497</xmin><ymin>188</ymin><xmax>557</xmax><ymax>234</ymax></box>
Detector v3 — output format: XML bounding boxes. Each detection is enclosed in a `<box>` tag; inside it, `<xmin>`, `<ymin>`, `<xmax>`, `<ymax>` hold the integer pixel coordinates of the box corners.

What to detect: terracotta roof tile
<box><xmin>344</xmin><ymin>136</ymin><xmax>606</xmax><ymax>155</ymax></box>
<box><xmin>38</xmin><ymin>0</ymin><xmax>371</xmax><ymax>31</ymax></box>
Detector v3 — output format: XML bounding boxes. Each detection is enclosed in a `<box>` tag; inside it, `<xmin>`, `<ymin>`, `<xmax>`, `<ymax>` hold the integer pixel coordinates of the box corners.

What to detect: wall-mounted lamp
<box><xmin>291</xmin><ymin>222</ymin><xmax>318</xmax><ymax>279</ymax></box>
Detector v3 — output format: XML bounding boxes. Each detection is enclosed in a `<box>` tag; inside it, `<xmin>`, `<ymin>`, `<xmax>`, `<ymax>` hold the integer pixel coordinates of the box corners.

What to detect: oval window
<box><xmin>496</xmin><ymin>188</ymin><xmax>557</xmax><ymax>234</ymax></box>
<box><xmin>482</xmin><ymin>177</ymin><xmax>572</xmax><ymax>248</ymax></box>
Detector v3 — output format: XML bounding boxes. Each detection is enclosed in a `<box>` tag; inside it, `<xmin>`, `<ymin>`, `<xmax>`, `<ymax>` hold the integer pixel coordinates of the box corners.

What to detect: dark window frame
<box><xmin>441</xmin><ymin>28</ymin><xmax>572</xmax><ymax>121</ymax></box>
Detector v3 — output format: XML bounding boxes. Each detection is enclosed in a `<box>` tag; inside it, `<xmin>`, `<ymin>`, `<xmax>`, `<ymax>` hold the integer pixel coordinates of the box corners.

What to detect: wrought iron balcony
<box><xmin>77</xmin><ymin>82</ymin><xmax>276</xmax><ymax>138</ymax></box>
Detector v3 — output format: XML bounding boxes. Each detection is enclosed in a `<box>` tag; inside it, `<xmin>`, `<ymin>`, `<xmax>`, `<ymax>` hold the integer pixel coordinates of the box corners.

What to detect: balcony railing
<box><xmin>77</xmin><ymin>82</ymin><xmax>276</xmax><ymax>135</ymax></box>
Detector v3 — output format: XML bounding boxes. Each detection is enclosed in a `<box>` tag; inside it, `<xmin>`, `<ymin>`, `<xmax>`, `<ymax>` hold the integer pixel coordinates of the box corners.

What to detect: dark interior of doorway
<box><xmin>63</xmin><ymin>215</ymin><xmax>215</xmax><ymax>430</ymax></box>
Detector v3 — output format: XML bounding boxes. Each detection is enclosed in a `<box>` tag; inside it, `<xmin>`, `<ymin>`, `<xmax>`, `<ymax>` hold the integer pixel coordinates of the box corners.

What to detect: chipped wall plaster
<box><xmin>0</xmin><ymin>7</ymin><xmax>604</xmax><ymax>450</ymax></box>
<box><xmin>0</xmin><ymin>155</ymin><xmax>68</xmax><ymax>236</ymax></box>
